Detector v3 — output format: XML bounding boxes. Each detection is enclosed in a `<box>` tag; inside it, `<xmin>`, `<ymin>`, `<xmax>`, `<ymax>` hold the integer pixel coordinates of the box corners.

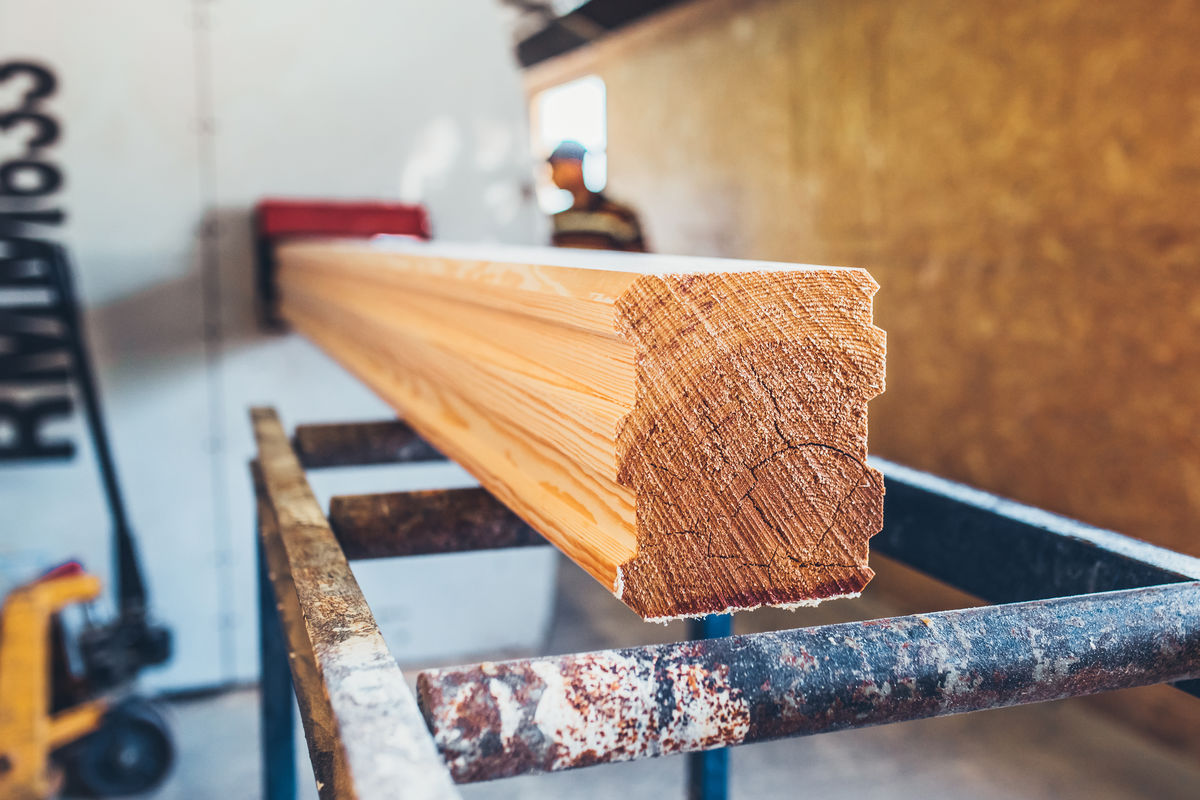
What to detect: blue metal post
<box><xmin>259</xmin><ymin>535</ymin><xmax>296</xmax><ymax>800</ymax></box>
<box><xmin>686</xmin><ymin>614</ymin><xmax>732</xmax><ymax>800</ymax></box>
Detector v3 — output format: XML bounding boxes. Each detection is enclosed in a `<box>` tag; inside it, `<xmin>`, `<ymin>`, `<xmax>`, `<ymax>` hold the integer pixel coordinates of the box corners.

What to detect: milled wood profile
<box><xmin>277</xmin><ymin>240</ymin><xmax>886</xmax><ymax>619</ymax></box>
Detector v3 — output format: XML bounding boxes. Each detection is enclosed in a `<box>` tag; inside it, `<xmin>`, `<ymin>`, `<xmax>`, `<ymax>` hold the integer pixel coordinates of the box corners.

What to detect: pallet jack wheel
<box><xmin>60</xmin><ymin>696</ymin><xmax>173</xmax><ymax>797</ymax></box>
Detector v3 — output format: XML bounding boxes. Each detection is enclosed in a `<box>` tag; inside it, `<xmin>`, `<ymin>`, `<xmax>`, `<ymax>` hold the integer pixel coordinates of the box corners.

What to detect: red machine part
<box><xmin>254</xmin><ymin>198</ymin><xmax>431</xmax><ymax>326</ymax></box>
<box><xmin>255</xmin><ymin>198</ymin><xmax>431</xmax><ymax>241</ymax></box>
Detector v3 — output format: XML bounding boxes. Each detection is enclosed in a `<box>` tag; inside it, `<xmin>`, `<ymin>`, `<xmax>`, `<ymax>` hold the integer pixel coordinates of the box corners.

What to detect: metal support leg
<box><xmin>259</xmin><ymin>536</ymin><xmax>296</xmax><ymax>800</ymax></box>
<box><xmin>686</xmin><ymin>614</ymin><xmax>732</xmax><ymax>800</ymax></box>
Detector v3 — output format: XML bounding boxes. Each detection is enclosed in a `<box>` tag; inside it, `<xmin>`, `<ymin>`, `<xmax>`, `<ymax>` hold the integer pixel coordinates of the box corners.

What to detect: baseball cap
<box><xmin>547</xmin><ymin>140</ymin><xmax>588</xmax><ymax>163</ymax></box>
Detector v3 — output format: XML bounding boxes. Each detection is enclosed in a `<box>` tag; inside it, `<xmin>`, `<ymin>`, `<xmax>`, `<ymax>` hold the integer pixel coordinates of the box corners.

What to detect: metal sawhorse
<box><xmin>251</xmin><ymin>407</ymin><xmax>1200</xmax><ymax>799</ymax></box>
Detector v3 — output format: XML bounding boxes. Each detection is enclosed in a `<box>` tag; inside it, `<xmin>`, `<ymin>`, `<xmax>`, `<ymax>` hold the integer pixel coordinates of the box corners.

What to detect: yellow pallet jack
<box><xmin>1</xmin><ymin>565</ymin><xmax>105</xmax><ymax>798</ymax></box>
<box><xmin>0</xmin><ymin>562</ymin><xmax>172</xmax><ymax>799</ymax></box>
<box><xmin>0</xmin><ymin>245</ymin><xmax>172</xmax><ymax>797</ymax></box>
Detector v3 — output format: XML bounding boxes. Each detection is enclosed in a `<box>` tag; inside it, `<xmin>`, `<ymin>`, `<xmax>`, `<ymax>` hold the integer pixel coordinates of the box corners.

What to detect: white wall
<box><xmin>0</xmin><ymin>0</ymin><xmax>556</xmax><ymax>690</ymax></box>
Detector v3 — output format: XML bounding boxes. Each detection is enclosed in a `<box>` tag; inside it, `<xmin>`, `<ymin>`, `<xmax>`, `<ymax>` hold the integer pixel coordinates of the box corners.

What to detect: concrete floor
<box><xmin>123</xmin><ymin>556</ymin><xmax>1200</xmax><ymax>799</ymax></box>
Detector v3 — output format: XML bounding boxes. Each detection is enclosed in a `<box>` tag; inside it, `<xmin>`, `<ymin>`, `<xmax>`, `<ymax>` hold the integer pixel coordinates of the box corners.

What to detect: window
<box><xmin>531</xmin><ymin>75</ymin><xmax>606</xmax><ymax>213</ymax></box>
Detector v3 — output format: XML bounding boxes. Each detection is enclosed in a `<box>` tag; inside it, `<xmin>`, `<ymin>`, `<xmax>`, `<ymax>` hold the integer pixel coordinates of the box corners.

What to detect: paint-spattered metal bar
<box><xmin>874</xmin><ymin>459</ymin><xmax>1200</xmax><ymax>698</ymax></box>
<box><xmin>252</xmin><ymin>408</ymin><xmax>460</xmax><ymax>800</ymax></box>
<box><xmin>293</xmin><ymin>419</ymin><xmax>441</xmax><ymax>468</ymax></box>
<box><xmin>329</xmin><ymin>487</ymin><xmax>546</xmax><ymax>561</ymax></box>
<box><xmin>417</xmin><ymin>582</ymin><xmax>1200</xmax><ymax>782</ymax></box>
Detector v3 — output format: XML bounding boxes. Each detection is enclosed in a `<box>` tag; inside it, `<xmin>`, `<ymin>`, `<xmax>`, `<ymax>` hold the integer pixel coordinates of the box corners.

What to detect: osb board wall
<box><xmin>526</xmin><ymin>0</ymin><xmax>1200</xmax><ymax>560</ymax></box>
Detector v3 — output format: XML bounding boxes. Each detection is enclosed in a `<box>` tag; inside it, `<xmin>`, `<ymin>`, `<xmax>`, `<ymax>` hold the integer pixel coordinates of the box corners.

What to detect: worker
<box><xmin>547</xmin><ymin>140</ymin><xmax>647</xmax><ymax>252</ymax></box>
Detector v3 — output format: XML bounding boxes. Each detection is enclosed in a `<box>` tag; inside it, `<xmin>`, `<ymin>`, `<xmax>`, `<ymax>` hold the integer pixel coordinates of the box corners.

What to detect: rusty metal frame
<box><xmin>252</xmin><ymin>409</ymin><xmax>459</xmax><ymax>800</ymax></box>
<box><xmin>252</xmin><ymin>408</ymin><xmax>1200</xmax><ymax>799</ymax></box>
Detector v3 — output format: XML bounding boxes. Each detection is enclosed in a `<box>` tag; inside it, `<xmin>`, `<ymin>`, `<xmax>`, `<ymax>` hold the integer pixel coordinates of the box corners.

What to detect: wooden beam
<box><xmin>329</xmin><ymin>488</ymin><xmax>545</xmax><ymax>560</ymax></box>
<box><xmin>277</xmin><ymin>240</ymin><xmax>886</xmax><ymax>620</ymax></box>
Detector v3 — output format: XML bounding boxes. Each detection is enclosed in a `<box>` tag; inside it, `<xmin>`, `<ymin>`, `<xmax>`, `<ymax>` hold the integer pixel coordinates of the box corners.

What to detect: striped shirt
<box><xmin>551</xmin><ymin>193</ymin><xmax>647</xmax><ymax>252</ymax></box>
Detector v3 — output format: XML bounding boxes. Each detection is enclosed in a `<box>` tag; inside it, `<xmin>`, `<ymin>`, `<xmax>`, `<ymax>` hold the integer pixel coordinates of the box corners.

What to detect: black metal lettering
<box><xmin>0</xmin><ymin>160</ymin><xmax>62</xmax><ymax>197</ymax></box>
<box><xmin>0</xmin><ymin>207</ymin><xmax>65</xmax><ymax>231</ymax></box>
<box><xmin>0</xmin><ymin>61</ymin><xmax>75</xmax><ymax>458</ymax></box>
<box><xmin>0</xmin><ymin>396</ymin><xmax>73</xmax><ymax>460</ymax></box>
<box><xmin>0</xmin><ymin>110</ymin><xmax>59</xmax><ymax>150</ymax></box>
<box><xmin>0</xmin><ymin>310</ymin><xmax>70</xmax><ymax>383</ymax></box>
<box><xmin>0</xmin><ymin>62</ymin><xmax>56</xmax><ymax>108</ymax></box>
<box><xmin>0</xmin><ymin>233</ymin><xmax>56</xmax><ymax>285</ymax></box>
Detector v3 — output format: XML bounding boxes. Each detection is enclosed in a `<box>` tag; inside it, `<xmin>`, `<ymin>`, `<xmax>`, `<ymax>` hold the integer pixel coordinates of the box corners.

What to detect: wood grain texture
<box><xmin>276</xmin><ymin>240</ymin><xmax>885</xmax><ymax>619</ymax></box>
<box><xmin>522</xmin><ymin>0</ymin><xmax>1200</xmax><ymax>746</ymax></box>
<box><xmin>526</xmin><ymin>0</ymin><xmax>1200</xmax><ymax>562</ymax></box>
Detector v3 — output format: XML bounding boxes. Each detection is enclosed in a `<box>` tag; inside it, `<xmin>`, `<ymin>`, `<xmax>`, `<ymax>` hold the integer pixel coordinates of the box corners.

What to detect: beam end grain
<box><xmin>612</xmin><ymin>272</ymin><xmax>885</xmax><ymax>618</ymax></box>
<box><xmin>277</xmin><ymin>241</ymin><xmax>885</xmax><ymax>620</ymax></box>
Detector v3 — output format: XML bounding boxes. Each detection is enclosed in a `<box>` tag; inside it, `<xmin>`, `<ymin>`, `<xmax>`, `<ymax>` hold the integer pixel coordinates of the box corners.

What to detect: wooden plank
<box><xmin>293</xmin><ymin>419</ymin><xmax>441</xmax><ymax>468</ymax></box>
<box><xmin>329</xmin><ymin>488</ymin><xmax>546</xmax><ymax>560</ymax></box>
<box><xmin>277</xmin><ymin>240</ymin><xmax>886</xmax><ymax>620</ymax></box>
<box><xmin>250</xmin><ymin>409</ymin><xmax>460</xmax><ymax>800</ymax></box>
